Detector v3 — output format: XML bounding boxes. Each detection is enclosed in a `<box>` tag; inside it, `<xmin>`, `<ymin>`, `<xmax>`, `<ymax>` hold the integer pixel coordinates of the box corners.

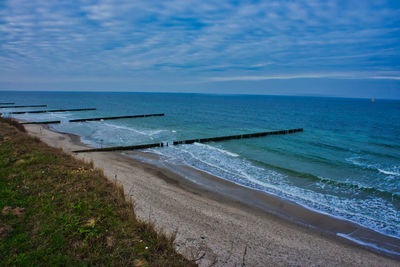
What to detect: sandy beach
<box><xmin>23</xmin><ymin>123</ymin><xmax>399</xmax><ymax>266</ymax></box>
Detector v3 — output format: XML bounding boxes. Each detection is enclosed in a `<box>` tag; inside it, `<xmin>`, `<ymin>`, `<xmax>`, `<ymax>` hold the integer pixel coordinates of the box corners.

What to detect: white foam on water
<box><xmin>60</xmin><ymin>120</ymin><xmax>172</xmax><ymax>148</ymax></box>
<box><xmin>346</xmin><ymin>156</ymin><xmax>376</xmax><ymax>169</ymax></box>
<box><xmin>149</xmin><ymin>143</ymin><xmax>400</xmax><ymax>239</ymax></box>
<box><xmin>378</xmin><ymin>168</ymin><xmax>400</xmax><ymax>176</ymax></box>
<box><xmin>337</xmin><ymin>233</ymin><xmax>400</xmax><ymax>257</ymax></box>
<box><xmin>10</xmin><ymin>110</ymin><xmax>74</xmax><ymax>123</ymax></box>
<box><xmin>347</xmin><ymin>156</ymin><xmax>400</xmax><ymax>180</ymax></box>
<box><xmin>193</xmin><ymin>142</ymin><xmax>240</xmax><ymax>157</ymax></box>
<box><xmin>102</xmin><ymin>122</ymin><xmax>167</xmax><ymax>137</ymax></box>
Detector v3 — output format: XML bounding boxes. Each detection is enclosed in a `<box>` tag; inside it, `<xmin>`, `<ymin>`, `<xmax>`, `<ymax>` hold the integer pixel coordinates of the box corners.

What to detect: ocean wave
<box><xmin>346</xmin><ymin>156</ymin><xmax>400</xmax><ymax>177</ymax></box>
<box><xmin>336</xmin><ymin>233</ymin><xmax>400</xmax><ymax>257</ymax></box>
<box><xmin>193</xmin><ymin>142</ymin><xmax>240</xmax><ymax>157</ymax></box>
<box><xmin>158</xmin><ymin>144</ymin><xmax>400</xmax><ymax>206</ymax></box>
<box><xmin>303</xmin><ymin>139</ymin><xmax>351</xmax><ymax>153</ymax></box>
<box><xmin>378</xmin><ymin>168</ymin><xmax>400</xmax><ymax>176</ymax></box>
<box><xmin>346</xmin><ymin>156</ymin><xmax>375</xmax><ymax>168</ymax></box>
<box><xmin>248</xmin><ymin>159</ymin><xmax>400</xmax><ymax>201</ymax></box>
<box><xmin>101</xmin><ymin>122</ymin><xmax>167</xmax><ymax>136</ymax></box>
<box><xmin>317</xmin><ymin>176</ymin><xmax>400</xmax><ymax>201</ymax></box>
<box><xmin>305</xmin><ymin>137</ymin><xmax>400</xmax><ymax>161</ymax></box>
<box><xmin>369</xmin><ymin>139</ymin><xmax>400</xmax><ymax>150</ymax></box>
<box><xmin>240</xmin><ymin>142</ymin><xmax>348</xmax><ymax>172</ymax></box>
<box><xmin>151</xmin><ymin>144</ymin><xmax>400</xmax><ymax>238</ymax></box>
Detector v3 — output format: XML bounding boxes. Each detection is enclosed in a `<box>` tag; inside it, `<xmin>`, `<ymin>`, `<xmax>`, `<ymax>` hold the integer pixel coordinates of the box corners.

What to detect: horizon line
<box><xmin>0</xmin><ymin>90</ymin><xmax>399</xmax><ymax>101</ymax></box>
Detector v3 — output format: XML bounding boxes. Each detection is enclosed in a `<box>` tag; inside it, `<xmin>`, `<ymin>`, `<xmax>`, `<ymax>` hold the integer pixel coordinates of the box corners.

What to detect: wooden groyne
<box><xmin>69</xmin><ymin>113</ymin><xmax>164</xmax><ymax>122</ymax></box>
<box><xmin>0</xmin><ymin>105</ymin><xmax>47</xmax><ymax>108</ymax></box>
<box><xmin>73</xmin><ymin>143</ymin><xmax>163</xmax><ymax>153</ymax></box>
<box><xmin>173</xmin><ymin>128</ymin><xmax>303</xmax><ymax>145</ymax></box>
<box><xmin>21</xmin><ymin>121</ymin><xmax>61</xmax><ymax>125</ymax></box>
<box><xmin>73</xmin><ymin>128</ymin><xmax>303</xmax><ymax>153</ymax></box>
<box><xmin>0</xmin><ymin>102</ymin><xmax>15</xmax><ymax>105</ymax></box>
<box><xmin>11</xmin><ymin>108</ymin><xmax>96</xmax><ymax>114</ymax></box>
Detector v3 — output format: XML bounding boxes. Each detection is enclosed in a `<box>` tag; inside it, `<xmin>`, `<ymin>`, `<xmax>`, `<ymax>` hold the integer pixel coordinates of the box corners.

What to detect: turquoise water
<box><xmin>1</xmin><ymin>91</ymin><xmax>399</xmax><ymax>243</ymax></box>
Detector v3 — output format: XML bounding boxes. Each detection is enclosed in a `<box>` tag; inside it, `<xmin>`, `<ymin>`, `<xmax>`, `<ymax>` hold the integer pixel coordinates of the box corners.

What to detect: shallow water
<box><xmin>2</xmin><ymin>91</ymin><xmax>399</xmax><ymax>243</ymax></box>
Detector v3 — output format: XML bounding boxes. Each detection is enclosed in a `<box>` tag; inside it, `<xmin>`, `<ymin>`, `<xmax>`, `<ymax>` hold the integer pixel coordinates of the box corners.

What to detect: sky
<box><xmin>0</xmin><ymin>0</ymin><xmax>400</xmax><ymax>98</ymax></box>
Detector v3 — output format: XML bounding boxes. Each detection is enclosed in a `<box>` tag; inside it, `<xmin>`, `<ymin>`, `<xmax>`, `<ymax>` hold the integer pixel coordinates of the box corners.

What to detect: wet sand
<box><xmin>23</xmin><ymin>123</ymin><xmax>399</xmax><ymax>266</ymax></box>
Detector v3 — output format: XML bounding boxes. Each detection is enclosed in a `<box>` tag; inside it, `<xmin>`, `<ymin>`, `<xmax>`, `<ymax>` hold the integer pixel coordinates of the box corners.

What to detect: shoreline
<box><xmin>127</xmin><ymin>151</ymin><xmax>400</xmax><ymax>256</ymax></box>
<box><xmin>23</xmin><ymin>122</ymin><xmax>399</xmax><ymax>265</ymax></box>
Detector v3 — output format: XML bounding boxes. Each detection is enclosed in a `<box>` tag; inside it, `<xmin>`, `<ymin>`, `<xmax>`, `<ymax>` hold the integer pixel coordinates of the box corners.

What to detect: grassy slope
<box><xmin>0</xmin><ymin>118</ymin><xmax>195</xmax><ymax>266</ymax></box>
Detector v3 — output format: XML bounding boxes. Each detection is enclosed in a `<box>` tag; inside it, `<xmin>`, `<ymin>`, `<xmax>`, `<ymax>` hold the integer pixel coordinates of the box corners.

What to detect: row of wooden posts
<box><xmin>72</xmin><ymin>128</ymin><xmax>303</xmax><ymax>153</ymax></box>
<box><xmin>1</xmin><ymin>102</ymin><xmax>303</xmax><ymax>153</ymax></box>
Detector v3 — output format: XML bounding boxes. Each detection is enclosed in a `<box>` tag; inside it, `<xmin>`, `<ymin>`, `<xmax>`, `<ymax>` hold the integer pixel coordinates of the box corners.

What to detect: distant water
<box><xmin>2</xmin><ymin>91</ymin><xmax>400</xmax><ymax>242</ymax></box>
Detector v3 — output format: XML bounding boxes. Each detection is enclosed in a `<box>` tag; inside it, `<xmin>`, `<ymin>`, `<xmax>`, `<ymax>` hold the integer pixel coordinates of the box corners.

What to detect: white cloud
<box><xmin>0</xmin><ymin>0</ymin><xmax>399</xmax><ymax>83</ymax></box>
<box><xmin>210</xmin><ymin>72</ymin><xmax>400</xmax><ymax>82</ymax></box>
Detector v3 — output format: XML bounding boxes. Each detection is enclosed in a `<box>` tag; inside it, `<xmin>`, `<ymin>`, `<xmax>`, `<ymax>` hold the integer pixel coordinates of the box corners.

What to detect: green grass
<box><xmin>0</xmin><ymin>118</ymin><xmax>195</xmax><ymax>266</ymax></box>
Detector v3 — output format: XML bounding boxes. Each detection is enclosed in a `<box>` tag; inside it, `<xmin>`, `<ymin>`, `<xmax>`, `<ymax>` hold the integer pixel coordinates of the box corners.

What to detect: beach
<box><xmin>2</xmin><ymin>0</ymin><xmax>400</xmax><ymax>264</ymax></box>
<box><xmin>22</xmin><ymin>123</ymin><xmax>399</xmax><ymax>266</ymax></box>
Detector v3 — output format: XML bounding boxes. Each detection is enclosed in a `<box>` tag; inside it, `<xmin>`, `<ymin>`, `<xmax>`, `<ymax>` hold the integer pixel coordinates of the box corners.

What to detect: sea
<box><xmin>1</xmin><ymin>91</ymin><xmax>399</xmax><ymax>253</ymax></box>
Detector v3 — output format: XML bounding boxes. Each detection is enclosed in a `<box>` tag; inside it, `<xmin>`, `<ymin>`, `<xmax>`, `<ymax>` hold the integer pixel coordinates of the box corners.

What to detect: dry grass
<box><xmin>0</xmin><ymin>117</ymin><xmax>26</xmax><ymax>132</ymax></box>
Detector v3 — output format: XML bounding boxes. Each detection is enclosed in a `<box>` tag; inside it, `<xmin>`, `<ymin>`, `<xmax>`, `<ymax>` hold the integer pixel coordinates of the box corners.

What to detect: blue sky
<box><xmin>0</xmin><ymin>0</ymin><xmax>400</xmax><ymax>98</ymax></box>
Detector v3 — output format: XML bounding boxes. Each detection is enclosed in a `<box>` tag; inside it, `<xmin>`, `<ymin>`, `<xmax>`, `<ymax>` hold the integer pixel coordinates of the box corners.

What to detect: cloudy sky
<box><xmin>1</xmin><ymin>0</ymin><xmax>400</xmax><ymax>98</ymax></box>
